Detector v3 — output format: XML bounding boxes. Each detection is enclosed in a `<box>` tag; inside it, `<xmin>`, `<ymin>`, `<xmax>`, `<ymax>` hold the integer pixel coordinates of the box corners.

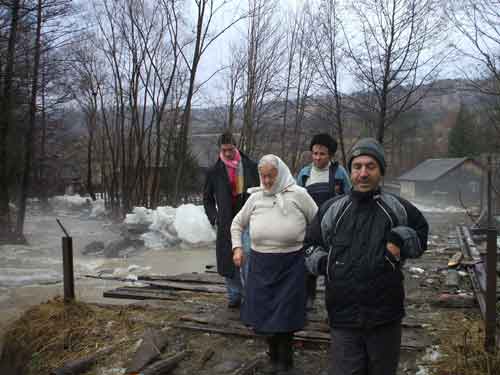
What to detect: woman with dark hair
<box><xmin>231</xmin><ymin>155</ymin><xmax>317</xmax><ymax>374</ymax></box>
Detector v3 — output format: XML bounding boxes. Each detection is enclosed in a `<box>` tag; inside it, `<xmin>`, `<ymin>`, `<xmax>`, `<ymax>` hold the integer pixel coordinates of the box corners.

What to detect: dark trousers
<box><xmin>328</xmin><ymin>320</ymin><xmax>402</xmax><ymax>375</ymax></box>
<box><xmin>306</xmin><ymin>274</ymin><xmax>317</xmax><ymax>304</ymax></box>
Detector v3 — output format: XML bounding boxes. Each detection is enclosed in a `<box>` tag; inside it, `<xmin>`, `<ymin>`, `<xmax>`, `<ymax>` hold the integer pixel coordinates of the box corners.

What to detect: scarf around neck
<box><xmin>220</xmin><ymin>148</ymin><xmax>245</xmax><ymax>200</ymax></box>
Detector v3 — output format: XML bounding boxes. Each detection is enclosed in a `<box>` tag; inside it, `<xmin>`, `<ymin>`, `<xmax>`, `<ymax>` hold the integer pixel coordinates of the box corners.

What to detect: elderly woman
<box><xmin>231</xmin><ymin>155</ymin><xmax>317</xmax><ymax>374</ymax></box>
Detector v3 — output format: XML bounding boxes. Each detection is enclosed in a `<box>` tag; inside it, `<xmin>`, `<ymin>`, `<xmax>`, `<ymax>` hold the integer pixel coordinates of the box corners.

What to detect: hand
<box><xmin>233</xmin><ymin>247</ymin><xmax>244</xmax><ymax>267</ymax></box>
<box><xmin>386</xmin><ymin>242</ymin><xmax>401</xmax><ymax>259</ymax></box>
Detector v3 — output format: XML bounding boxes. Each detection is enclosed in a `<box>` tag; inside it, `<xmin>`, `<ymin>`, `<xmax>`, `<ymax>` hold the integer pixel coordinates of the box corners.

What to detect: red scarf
<box><xmin>220</xmin><ymin>148</ymin><xmax>244</xmax><ymax>207</ymax></box>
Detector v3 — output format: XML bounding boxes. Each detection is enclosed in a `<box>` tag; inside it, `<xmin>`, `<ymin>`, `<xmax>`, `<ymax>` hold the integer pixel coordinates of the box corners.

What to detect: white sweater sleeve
<box><xmin>230</xmin><ymin>193</ymin><xmax>256</xmax><ymax>250</ymax></box>
<box><xmin>298</xmin><ymin>190</ymin><xmax>318</xmax><ymax>224</ymax></box>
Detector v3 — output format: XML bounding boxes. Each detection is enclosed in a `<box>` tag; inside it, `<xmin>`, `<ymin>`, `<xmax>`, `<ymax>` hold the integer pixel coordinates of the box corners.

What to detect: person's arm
<box><xmin>231</xmin><ymin>194</ymin><xmax>255</xmax><ymax>266</ymax></box>
<box><xmin>337</xmin><ymin>165</ymin><xmax>352</xmax><ymax>192</ymax></box>
<box><xmin>296</xmin><ymin>167</ymin><xmax>306</xmax><ymax>187</ymax></box>
<box><xmin>303</xmin><ymin>197</ymin><xmax>339</xmax><ymax>276</ymax></box>
<box><xmin>203</xmin><ymin>170</ymin><xmax>217</xmax><ymax>226</ymax></box>
<box><xmin>299</xmin><ymin>189</ymin><xmax>318</xmax><ymax>224</ymax></box>
<box><xmin>386</xmin><ymin>198</ymin><xmax>429</xmax><ymax>260</ymax></box>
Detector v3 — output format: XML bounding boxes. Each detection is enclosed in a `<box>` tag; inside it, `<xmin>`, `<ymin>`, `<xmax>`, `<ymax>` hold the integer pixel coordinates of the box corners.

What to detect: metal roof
<box><xmin>398</xmin><ymin>157</ymin><xmax>470</xmax><ymax>181</ymax></box>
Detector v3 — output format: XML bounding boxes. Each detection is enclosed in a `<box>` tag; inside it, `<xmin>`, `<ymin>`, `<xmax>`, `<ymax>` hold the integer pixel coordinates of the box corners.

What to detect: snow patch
<box><xmin>409</xmin><ymin>267</ymin><xmax>425</xmax><ymax>274</ymax></box>
<box><xmin>48</xmin><ymin>195</ymin><xmax>107</xmax><ymax>217</ymax></box>
<box><xmin>412</xmin><ymin>203</ymin><xmax>466</xmax><ymax>213</ymax></box>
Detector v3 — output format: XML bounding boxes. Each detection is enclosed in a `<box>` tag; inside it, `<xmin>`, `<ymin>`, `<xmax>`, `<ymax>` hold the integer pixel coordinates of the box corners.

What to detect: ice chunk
<box><xmin>174</xmin><ymin>204</ymin><xmax>216</xmax><ymax>244</ymax></box>
<box><xmin>124</xmin><ymin>207</ymin><xmax>154</xmax><ymax>225</ymax></box>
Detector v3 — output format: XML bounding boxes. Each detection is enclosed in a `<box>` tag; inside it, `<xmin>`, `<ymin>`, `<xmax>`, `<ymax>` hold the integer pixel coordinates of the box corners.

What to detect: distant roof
<box><xmin>398</xmin><ymin>158</ymin><xmax>472</xmax><ymax>181</ymax></box>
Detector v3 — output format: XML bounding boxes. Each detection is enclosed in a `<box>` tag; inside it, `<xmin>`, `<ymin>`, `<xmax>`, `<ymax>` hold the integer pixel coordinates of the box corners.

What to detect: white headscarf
<box><xmin>248</xmin><ymin>154</ymin><xmax>297</xmax><ymax>214</ymax></box>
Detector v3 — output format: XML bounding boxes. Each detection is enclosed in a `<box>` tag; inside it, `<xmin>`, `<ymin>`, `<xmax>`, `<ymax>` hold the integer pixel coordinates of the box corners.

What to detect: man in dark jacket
<box><xmin>304</xmin><ymin>138</ymin><xmax>429</xmax><ymax>375</ymax></box>
<box><xmin>203</xmin><ymin>132</ymin><xmax>259</xmax><ymax>308</ymax></box>
<box><xmin>296</xmin><ymin>133</ymin><xmax>351</xmax><ymax>310</ymax></box>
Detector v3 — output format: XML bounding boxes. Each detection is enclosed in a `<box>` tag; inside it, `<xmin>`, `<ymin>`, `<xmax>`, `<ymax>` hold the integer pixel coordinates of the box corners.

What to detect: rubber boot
<box><xmin>276</xmin><ymin>333</ymin><xmax>297</xmax><ymax>375</ymax></box>
<box><xmin>260</xmin><ymin>335</ymin><xmax>279</xmax><ymax>374</ymax></box>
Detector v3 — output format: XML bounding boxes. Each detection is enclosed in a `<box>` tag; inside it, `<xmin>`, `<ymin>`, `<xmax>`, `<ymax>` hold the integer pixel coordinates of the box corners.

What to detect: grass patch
<box><xmin>432</xmin><ymin>312</ymin><xmax>500</xmax><ymax>375</ymax></box>
<box><xmin>1</xmin><ymin>296</ymin><xmax>175</xmax><ymax>374</ymax></box>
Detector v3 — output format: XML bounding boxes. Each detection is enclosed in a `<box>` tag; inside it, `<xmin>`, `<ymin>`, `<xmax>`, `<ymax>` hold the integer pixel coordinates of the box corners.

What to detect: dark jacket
<box><xmin>296</xmin><ymin>162</ymin><xmax>352</xmax><ymax>209</ymax></box>
<box><xmin>203</xmin><ymin>153</ymin><xmax>259</xmax><ymax>278</ymax></box>
<box><xmin>304</xmin><ymin>189</ymin><xmax>428</xmax><ymax>329</ymax></box>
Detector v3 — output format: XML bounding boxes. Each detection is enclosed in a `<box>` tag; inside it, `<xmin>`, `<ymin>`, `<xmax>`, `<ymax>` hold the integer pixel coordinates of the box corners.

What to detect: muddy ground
<box><xmin>0</xmin><ymin>210</ymin><xmax>493</xmax><ymax>375</ymax></box>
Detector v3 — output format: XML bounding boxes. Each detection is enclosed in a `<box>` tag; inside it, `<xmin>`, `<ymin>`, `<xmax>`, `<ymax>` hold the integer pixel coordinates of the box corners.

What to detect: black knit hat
<box><xmin>310</xmin><ymin>133</ymin><xmax>337</xmax><ymax>155</ymax></box>
<box><xmin>218</xmin><ymin>131</ymin><xmax>236</xmax><ymax>146</ymax></box>
<box><xmin>347</xmin><ymin>138</ymin><xmax>386</xmax><ymax>175</ymax></box>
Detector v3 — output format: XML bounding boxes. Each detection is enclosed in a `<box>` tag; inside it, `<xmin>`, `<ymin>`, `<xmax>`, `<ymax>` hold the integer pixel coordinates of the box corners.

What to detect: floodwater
<box><xmin>0</xmin><ymin>208</ymin><xmax>215</xmax><ymax>350</ymax></box>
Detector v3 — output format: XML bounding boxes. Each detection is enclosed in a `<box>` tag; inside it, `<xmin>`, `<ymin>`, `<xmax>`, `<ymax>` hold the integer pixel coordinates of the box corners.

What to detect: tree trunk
<box><xmin>0</xmin><ymin>0</ymin><xmax>21</xmax><ymax>238</ymax></box>
<box><xmin>16</xmin><ymin>0</ymin><xmax>43</xmax><ymax>236</ymax></box>
<box><xmin>39</xmin><ymin>64</ymin><xmax>49</xmax><ymax>209</ymax></box>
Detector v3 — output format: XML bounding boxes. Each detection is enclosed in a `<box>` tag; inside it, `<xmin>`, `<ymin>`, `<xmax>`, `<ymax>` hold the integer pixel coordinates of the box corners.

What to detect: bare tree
<box><xmin>171</xmin><ymin>0</ymin><xmax>247</xmax><ymax>203</ymax></box>
<box><xmin>16</xmin><ymin>0</ymin><xmax>44</xmax><ymax>235</ymax></box>
<box><xmin>0</xmin><ymin>0</ymin><xmax>20</xmax><ymax>239</ymax></box>
<box><xmin>310</xmin><ymin>0</ymin><xmax>348</xmax><ymax>165</ymax></box>
<box><xmin>447</xmin><ymin>0</ymin><xmax>500</xmax><ymax>140</ymax></box>
<box><xmin>225</xmin><ymin>42</ymin><xmax>246</xmax><ymax>132</ymax></box>
<box><xmin>288</xmin><ymin>4</ymin><xmax>316</xmax><ymax>172</ymax></box>
<box><xmin>88</xmin><ymin>0</ymin><xmax>183</xmax><ymax>213</ymax></box>
<box><xmin>240</xmin><ymin>0</ymin><xmax>284</xmax><ymax>155</ymax></box>
<box><xmin>344</xmin><ymin>0</ymin><xmax>448</xmax><ymax>144</ymax></box>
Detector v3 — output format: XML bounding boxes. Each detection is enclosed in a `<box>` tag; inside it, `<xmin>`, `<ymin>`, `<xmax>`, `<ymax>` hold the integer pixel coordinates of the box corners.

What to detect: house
<box><xmin>398</xmin><ymin>158</ymin><xmax>484</xmax><ymax>206</ymax></box>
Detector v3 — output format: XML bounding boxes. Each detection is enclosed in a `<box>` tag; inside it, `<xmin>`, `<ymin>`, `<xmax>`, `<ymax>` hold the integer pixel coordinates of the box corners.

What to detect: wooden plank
<box><xmin>103</xmin><ymin>287</ymin><xmax>176</xmax><ymax>301</ymax></box>
<box><xmin>139</xmin><ymin>273</ymin><xmax>225</xmax><ymax>285</ymax></box>
<box><xmin>145</xmin><ymin>280</ymin><xmax>226</xmax><ymax>293</ymax></box>
<box><xmin>172</xmin><ymin>321</ymin><xmax>426</xmax><ymax>350</ymax></box>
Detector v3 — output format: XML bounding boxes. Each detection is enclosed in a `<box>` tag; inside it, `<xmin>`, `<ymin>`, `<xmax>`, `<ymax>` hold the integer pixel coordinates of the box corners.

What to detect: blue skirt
<box><xmin>242</xmin><ymin>249</ymin><xmax>306</xmax><ymax>333</ymax></box>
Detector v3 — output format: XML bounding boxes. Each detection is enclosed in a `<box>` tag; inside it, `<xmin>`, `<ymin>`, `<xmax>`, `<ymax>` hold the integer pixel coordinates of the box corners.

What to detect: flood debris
<box><xmin>51</xmin><ymin>346</ymin><xmax>113</xmax><ymax>375</ymax></box>
<box><xmin>125</xmin><ymin>328</ymin><xmax>170</xmax><ymax>374</ymax></box>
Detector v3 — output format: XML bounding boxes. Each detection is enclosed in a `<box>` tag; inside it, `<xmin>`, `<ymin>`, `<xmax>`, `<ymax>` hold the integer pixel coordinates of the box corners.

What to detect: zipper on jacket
<box><xmin>385</xmin><ymin>255</ymin><xmax>396</xmax><ymax>271</ymax></box>
<box><xmin>327</xmin><ymin>246</ymin><xmax>333</xmax><ymax>282</ymax></box>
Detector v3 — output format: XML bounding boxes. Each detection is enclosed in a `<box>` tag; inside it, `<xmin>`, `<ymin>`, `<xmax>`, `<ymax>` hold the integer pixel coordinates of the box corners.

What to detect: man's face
<box><xmin>220</xmin><ymin>143</ymin><xmax>236</xmax><ymax>160</ymax></box>
<box><xmin>259</xmin><ymin>164</ymin><xmax>278</xmax><ymax>191</ymax></box>
<box><xmin>311</xmin><ymin>144</ymin><xmax>331</xmax><ymax>169</ymax></box>
<box><xmin>351</xmin><ymin>155</ymin><xmax>382</xmax><ymax>192</ymax></box>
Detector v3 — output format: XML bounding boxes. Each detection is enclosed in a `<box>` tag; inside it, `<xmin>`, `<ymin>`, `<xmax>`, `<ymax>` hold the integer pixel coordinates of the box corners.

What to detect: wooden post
<box><xmin>485</xmin><ymin>155</ymin><xmax>497</xmax><ymax>353</ymax></box>
<box><xmin>57</xmin><ymin>219</ymin><xmax>75</xmax><ymax>302</ymax></box>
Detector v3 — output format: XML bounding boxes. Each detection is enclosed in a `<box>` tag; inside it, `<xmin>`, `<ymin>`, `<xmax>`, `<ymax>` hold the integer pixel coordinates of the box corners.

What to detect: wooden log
<box><xmin>139</xmin><ymin>351</ymin><xmax>188</xmax><ymax>375</ymax></box>
<box><xmin>125</xmin><ymin>328</ymin><xmax>170</xmax><ymax>374</ymax></box>
<box><xmin>50</xmin><ymin>347</ymin><xmax>112</xmax><ymax>375</ymax></box>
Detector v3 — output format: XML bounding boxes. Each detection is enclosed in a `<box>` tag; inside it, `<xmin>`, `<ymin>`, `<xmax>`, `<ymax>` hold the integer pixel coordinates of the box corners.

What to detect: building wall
<box><xmin>400</xmin><ymin>181</ymin><xmax>415</xmax><ymax>199</ymax></box>
<box><xmin>413</xmin><ymin>161</ymin><xmax>483</xmax><ymax>206</ymax></box>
